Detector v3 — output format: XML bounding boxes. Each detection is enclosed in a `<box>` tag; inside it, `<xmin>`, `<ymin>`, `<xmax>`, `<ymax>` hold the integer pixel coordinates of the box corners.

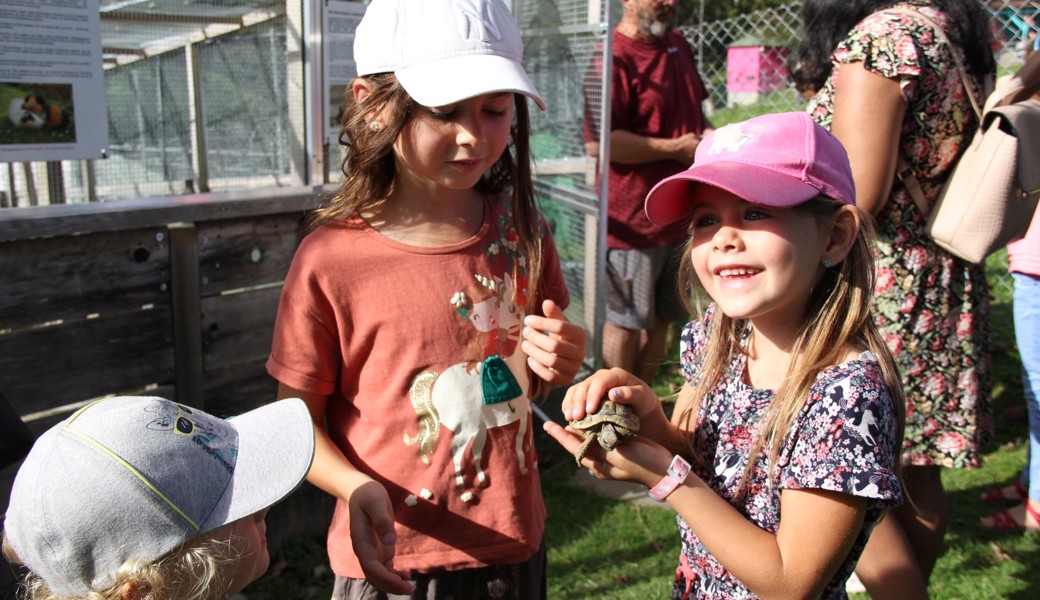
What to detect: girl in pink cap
<box><xmin>545</xmin><ymin>112</ymin><xmax>904</xmax><ymax>599</ymax></box>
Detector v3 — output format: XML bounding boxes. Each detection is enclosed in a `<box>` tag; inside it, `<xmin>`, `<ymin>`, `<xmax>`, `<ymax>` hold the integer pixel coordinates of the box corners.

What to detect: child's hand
<box><xmin>543</xmin><ymin>420</ymin><xmax>673</xmax><ymax>489</ymax></box>
<box><xmin>547</xmin><ymin>368</ymin><xmax>674</xmax><ymax>486</ymax></box>
<box><xmin>556</xmin><ymin>367</ymin><xmax>678</xmax><ymax>459</ymax></box>
<box><xmin>522</xmin><ymin>299</ymin><xmax>587</xmax><ymax>385</ymax></box>
<box><xmin>559</xmin><ymin>367</ymin><xmax>655</xmax><ymax>422</ymax></box>
<box><xmin>349</xmin><ymin>481</ymin><xmax>413</xmax><ymax>595</ymax></box>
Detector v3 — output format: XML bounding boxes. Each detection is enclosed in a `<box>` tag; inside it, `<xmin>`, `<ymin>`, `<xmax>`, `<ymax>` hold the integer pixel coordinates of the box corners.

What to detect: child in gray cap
<box><xmin>2</xmin><ymin>396</ymin><xmax>315</xmax><ymax>600</ymax></box>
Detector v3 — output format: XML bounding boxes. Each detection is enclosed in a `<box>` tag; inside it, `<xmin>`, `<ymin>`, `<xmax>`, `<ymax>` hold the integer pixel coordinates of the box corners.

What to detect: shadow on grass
<box><xmin>251</xmin><ymin>290</ymin><xmax>1033</xmax><ymax>599</ymax></box>
<box><xmin>535</xmin><ymin>422</ymin><xmax>679</xmax><ymax>599</ymax></box>
<box><xmin>930</xmin><ymin>310</ymin><xmax>1040</xmax><ymax>600</ymax></box>
<box><xmin>938</xmin><ymin>481</ymin><xmax>1040</xmax><ymax>600</ymax></box>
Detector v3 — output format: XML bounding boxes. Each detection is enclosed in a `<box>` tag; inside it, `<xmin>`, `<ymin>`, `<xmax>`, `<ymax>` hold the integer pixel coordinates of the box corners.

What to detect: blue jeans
<box><xmin>1013</xmin><ymin>272</ymin><xmax>1040</xmax><ymax>503</ymax></box>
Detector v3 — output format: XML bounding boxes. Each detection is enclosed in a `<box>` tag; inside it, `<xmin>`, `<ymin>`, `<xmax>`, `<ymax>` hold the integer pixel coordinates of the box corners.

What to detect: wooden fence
<box><xmin>0</xmin><ymin>188</ymin><xmax>337</xmax><ymax>584</ymax></box>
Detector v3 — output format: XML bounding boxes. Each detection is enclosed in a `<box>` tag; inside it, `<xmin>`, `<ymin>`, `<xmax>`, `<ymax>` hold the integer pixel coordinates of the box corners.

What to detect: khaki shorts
<box><xmin>331</xmin><ymin>542</ymin><xmax>546</xmax><ymax>600</ymax></box>
<box><xmin>605</xmin><ymin>242</ymin><xmax>689</xmax><ymax>330</ymax></box>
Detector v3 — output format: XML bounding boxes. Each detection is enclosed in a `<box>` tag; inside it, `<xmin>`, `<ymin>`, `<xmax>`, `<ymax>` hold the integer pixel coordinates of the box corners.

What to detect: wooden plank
<box><xmin>0</xmin><ymin>228</ymin><xmax>171</xmax><ymax>331</ymax></box>
<box><xmin>170</xmin><ymin>223</ymin><xmax>205</xmax><ymax>408</ymax></box>
<box><xmin>197</xmin><ymin>213</ymin><xmax>305</xmax><ymax>295</ymax></box>
<box><xmin>201</xmin><ymin>286</ymin><xmax>281</xmax><ymax>373</ymax></box>
<box><xmin>0</xmin><ymin>308</ymin><xmax>176</xmax><ymax>415</ymax></box>
<box><xmin>202</xmin><ymin>358</ymin><xmax>279</xmax><ymax>418</ymax></box>
<box><xmin>0</xmin><ymin>188</ymin><xmax>321</xmax><ymax>242</ymax></box>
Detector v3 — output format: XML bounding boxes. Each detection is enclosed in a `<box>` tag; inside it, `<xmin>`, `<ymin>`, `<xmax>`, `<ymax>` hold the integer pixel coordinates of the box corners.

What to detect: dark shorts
<box><xmin>331</xmin><ymin>542</ymin><xmax>547</xmax><ymax>600</ymax></box>
<box><xmin>605</xmin><ymin>242</ymin><xmax>689</xmax><ymax>329</ymax></box>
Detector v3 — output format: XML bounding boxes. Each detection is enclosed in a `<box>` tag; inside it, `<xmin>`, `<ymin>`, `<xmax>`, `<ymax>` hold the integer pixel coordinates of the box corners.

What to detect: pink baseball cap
<box><xmin>644</xmin><ymin>112</ymin><xmax>855</xmax><ymax>225</ymax></box>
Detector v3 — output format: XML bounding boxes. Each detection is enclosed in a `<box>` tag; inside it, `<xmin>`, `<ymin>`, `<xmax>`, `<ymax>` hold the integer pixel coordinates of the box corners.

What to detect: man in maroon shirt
<box><xmin>584</xmin><ymin>0</ymin><xmax>713</xmax><ymax>382</ymax></box>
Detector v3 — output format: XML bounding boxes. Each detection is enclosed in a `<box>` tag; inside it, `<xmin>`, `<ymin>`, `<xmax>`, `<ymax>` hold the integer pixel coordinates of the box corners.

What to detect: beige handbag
<box><xmin>891</xmin><ymin>8</ymin><xmax>1040</xmax><ymax>264</ymax></box>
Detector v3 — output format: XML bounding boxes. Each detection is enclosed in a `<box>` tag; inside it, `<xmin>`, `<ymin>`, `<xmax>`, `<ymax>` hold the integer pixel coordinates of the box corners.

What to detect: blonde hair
<box><xmin>674</xmin><ymin>196</ymin><xmax>905</xmax><ymax>492</ymax></box>
<box><xmin>315</xmin><ymin>74</ymin><xmax>549</xmax><ymax>398</ymax></box>
<box><xmin>2</xmin><ymin>528</ymin><xmax>240</xmax><ymax>600</ymax></box>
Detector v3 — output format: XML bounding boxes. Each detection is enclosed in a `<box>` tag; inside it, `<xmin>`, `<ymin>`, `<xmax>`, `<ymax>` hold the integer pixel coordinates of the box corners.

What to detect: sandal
<box><xmin>980</xmin><ymin>480</ymin><xmax>1028</xmax><ymax>504</ymax></box>
<box><xmin>979</xmin><ymin>502</ymin><xmax>1040</xmax><ymax>531</ymax></box>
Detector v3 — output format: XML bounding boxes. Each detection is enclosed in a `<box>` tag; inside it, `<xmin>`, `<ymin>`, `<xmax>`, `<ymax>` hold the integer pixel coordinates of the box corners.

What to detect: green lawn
<box><xmin>250</xmin><ymin>257</ymin><xmax>1040</xmax><ymax>599</ymax></box>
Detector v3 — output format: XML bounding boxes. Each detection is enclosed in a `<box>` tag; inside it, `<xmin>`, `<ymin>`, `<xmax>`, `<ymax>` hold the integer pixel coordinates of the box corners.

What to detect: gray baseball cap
<box><xmin>3</xmin><ymin>396</ymin><xmax>315</xmax><ymax>596</ymax></box>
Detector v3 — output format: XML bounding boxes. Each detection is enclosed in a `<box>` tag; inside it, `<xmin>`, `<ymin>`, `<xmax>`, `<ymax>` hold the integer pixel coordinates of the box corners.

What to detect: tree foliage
<box><xmin>677</xmin><ymin>0</ymin><xmax>795</xmax><ymax>25</ymax></box>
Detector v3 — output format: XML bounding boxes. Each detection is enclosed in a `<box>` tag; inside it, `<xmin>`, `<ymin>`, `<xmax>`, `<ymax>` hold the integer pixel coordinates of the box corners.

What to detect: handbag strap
<box><xmin>886</xmin><ymin>5</ymin><xmax>986</xmax><ymax>219</ymax></box>
<box><xmin>885</xmin><ymin>6</ymin><xmax>983</xmax><ymax>118</ymax></box>
<box><xmin>897</xmin><ymin>155</ymin><xmax>931</xmax><ymax>218</ymax></box>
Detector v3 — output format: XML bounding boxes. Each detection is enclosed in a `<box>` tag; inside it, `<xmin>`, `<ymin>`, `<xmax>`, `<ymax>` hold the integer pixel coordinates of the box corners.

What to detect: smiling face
<box><xmin>686</xmin><ymin>186</ymin><xmax>832</xmax><ymax>335</ymax></box>
<box><xmin>392</xmin><ymin>92</ymin><xmax>514</xmax><ymax>197</ymax></box>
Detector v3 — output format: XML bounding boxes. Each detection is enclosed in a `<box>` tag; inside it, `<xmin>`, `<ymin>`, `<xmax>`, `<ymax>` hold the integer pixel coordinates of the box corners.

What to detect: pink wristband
<box><xmin>648</xmin><ymin>455</ymin><xmax>692</xmax><ymax>502</ymax></box>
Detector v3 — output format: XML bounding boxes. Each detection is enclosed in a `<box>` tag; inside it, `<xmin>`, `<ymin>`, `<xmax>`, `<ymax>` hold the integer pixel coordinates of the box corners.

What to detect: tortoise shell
<box><xmin>568</xmin><ymin>400</ymin><xmax>639</xmax><ymax>465</ymax></box>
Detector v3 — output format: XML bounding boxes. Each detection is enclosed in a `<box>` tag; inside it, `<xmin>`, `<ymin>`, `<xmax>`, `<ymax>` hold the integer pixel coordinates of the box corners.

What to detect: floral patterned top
<box><xmin>672</xmin><ymin>307</ymin><xmax>902</xmax><ymax>600</ymax></box>
<box><xmin>806</xmin><ymin>1</ymin><xmax>992</xmax><ymax>468</ymax></box>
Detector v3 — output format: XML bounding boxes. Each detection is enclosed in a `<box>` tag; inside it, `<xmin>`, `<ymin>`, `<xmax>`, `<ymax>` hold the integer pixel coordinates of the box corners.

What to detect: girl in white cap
<box><xmin>545</xmin><ymin>112</ymin><xmax>905</xmax><ymax>599</ymax></box>
<box><xmin>266</xmin><ymin>0</ymin><xmax>585</xmax><ymax>597</ymax></box>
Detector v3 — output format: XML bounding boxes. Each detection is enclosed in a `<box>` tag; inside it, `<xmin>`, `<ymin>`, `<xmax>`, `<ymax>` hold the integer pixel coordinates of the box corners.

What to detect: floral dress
<box><xmin>806</xmin><ymin>1</ymin><xmax>993</xmax><ymax>468</ymax></box>
<box><xmin>672</xmin><ymin>308</ymin><xmax>902</xmax><ymax>599</ymax></box>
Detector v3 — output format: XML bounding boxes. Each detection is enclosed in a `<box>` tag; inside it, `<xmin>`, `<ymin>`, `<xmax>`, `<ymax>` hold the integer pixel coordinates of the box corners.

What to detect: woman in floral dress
<box><xmin>790</xmin><ymin>0</ymin><xmax>996</xmax><ymax>597</ymax></box>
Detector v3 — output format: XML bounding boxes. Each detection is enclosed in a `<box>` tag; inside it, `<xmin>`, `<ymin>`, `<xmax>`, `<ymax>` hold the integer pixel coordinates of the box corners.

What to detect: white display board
<box><xmin>0</xmin><ymin>0</ymin><xmax>109</xmax><ymax>162</ymax></box>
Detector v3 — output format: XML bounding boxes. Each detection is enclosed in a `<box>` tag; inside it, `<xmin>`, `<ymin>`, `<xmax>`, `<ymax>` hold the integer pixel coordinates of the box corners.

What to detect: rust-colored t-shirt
<box><xmin>267</xmin><ymin>196</ymin><xmax>569</xmax><ymax>577</ymax></box>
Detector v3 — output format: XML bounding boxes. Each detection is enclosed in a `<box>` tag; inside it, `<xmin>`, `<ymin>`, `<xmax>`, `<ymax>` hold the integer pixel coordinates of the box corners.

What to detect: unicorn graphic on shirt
<box><xmin>404</xmin><ymin>271</ymin><xmax>530</xmax><ymax>497</ymax></box>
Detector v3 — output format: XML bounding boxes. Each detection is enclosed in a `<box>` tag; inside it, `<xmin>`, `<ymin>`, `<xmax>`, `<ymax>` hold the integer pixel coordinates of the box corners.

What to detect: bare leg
<box><xmin>637</xmin><ymin>317</ymin><xmax>673</xmax><ymax>384</ymax></box>
<box><xmin>853</xmin><ymin>513</ymin><xmax>928</xmax><ymax>600</ymax></box>
<box><xmin>602</xmin><ymin>321</ymin><xmax>641</xmax><ymax>373</ymax></box>
<box><xmin>896</xmin><ymin>465</ymin><xmax>947</xmax><ymax>582</ymax></box>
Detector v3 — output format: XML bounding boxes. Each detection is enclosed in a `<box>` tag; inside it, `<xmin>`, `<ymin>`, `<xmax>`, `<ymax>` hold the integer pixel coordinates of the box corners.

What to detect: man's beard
<box><xmin>637</xmin><ymin>8</ymin><xmax>675</xmax><ymax>40</ymax></box>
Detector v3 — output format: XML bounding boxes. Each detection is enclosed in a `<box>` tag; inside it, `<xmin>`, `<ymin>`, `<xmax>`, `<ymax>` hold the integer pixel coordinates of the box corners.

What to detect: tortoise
<box><xmin>568</xmin><ymin>400</ymin><xmax>639</xmax><ymax>466</ymax></box>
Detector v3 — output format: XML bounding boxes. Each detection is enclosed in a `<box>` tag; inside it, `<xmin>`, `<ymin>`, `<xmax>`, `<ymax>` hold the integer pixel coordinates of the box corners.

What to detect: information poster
<box><xmin>323</xmin><ymin>0</ymin><xmax>366</xmax><ymax>143</ymax></box>
<box><xmin>0</xmin><ymin>0</ymin><xmax>109</xmax><ymax>162</ymax></box>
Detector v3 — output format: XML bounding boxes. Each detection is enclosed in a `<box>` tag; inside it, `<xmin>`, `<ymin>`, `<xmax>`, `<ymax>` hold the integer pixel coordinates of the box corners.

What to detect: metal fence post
<box><xmin>185</xmin><ymin>43</ymin><xmax>210</xmax><ymax>193</ymax></box>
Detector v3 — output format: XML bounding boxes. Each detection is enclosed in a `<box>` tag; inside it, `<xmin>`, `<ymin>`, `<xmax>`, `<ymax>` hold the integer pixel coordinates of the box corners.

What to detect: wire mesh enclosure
<box><xmin>4</xmin><ymin>0</ymin><xmax>1037</xmax><ymax>207</ymax></box>
<box><xmin>2</xmin><ymin>0</ymin><xmax>307</xmax><ymax>206</ymax></box>
<box><xmin>2</xmin><ymin>0</ymin><xmax>1036</xmax><ymax>340</ymax></box>
<box><xmin>516</xmin><ymin>0</ymin><xmax>609</xmax><ymax>358</ymax></box>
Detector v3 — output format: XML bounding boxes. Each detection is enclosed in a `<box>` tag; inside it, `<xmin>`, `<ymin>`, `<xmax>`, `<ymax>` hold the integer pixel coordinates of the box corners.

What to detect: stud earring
<box><xmin>369</xmin><ymin>122</ymin><xmax>382</xmax><ymax>132</ymax></box>
<box><xmin>823</xmin><ymin>259</ymin><xmax>833</xmax><ymax>268</ymax></box>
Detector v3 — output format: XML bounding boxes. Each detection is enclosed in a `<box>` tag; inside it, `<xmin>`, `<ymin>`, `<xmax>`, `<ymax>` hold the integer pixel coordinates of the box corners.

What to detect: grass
<box><xmin>248</xmin><ymin>259</ymin><xmax>1040</xmax><ymax>599</ymax></box>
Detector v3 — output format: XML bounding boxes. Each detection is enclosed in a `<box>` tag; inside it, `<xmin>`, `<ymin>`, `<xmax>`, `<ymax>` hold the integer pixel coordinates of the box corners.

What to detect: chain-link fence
<box><xmin>684</xmin><ymin>0</ymin><xmax>1037</xmax><ymax>124</ymax></box>
<box><xmin>679</xmin><ymin>0</ymin><xmax>1038</xmax><ymax>301</ymax></box>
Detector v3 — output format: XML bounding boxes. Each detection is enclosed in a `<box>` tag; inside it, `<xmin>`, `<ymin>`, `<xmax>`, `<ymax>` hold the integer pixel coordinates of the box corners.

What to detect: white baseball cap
<box><xmin>354</xmin><ymin>0</ymin><xmax>546</xmax><ymax>110</ymax></box>
<box><xmin>4</xmin><ymin>396</ymin><xmax>315</xmax><ymax>596</ymax></box>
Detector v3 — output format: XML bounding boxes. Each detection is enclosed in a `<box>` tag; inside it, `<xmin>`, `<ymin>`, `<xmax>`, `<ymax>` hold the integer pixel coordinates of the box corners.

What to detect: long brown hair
<box><xmin>314</xmin><ymin>74</ymin><xmax>549</xmax><ymax>397</ymax></box>
<box><xmin>674</xmin><ymin>196</ymin><xmax>905</xmax><ymax>491</ymax></box>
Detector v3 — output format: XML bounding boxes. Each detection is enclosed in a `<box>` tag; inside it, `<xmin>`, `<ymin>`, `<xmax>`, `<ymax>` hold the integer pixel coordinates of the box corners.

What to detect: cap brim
<box><xmin>396</xmin><ymin>54</ymin><xmax>546</xmax><ymax>111</ymax></box>
<box><xmin>201</xmin><ymin>398</ymin><xmax>315</xmax><ymax>531</ymax></box>
<box><xmin>644</xmin><ymin>162</ymin><xmax>824</xmax><ymax>225</ymax></box>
